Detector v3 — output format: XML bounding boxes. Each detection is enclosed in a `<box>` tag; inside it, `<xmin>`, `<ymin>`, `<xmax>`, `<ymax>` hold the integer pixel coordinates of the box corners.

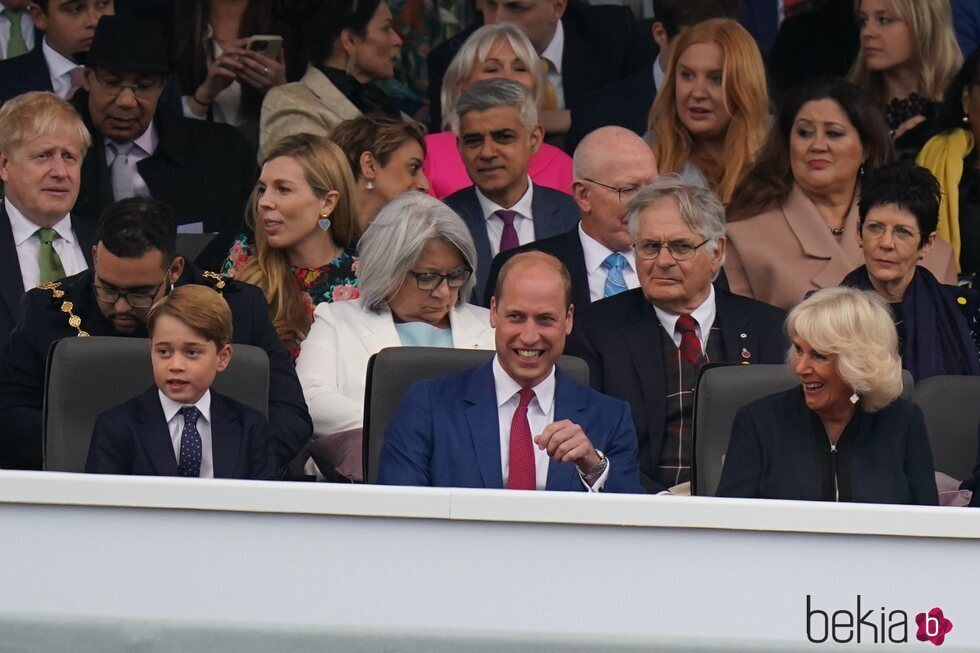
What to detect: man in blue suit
<box><xmin>444</xmin><ymin>79</ymin><xmax>578</xmax><ymax>305</ymax></box>
<box><xmin>379</xmin><ymin>252</ymin><xmax>644</xmax><ymax>493</ymax></box>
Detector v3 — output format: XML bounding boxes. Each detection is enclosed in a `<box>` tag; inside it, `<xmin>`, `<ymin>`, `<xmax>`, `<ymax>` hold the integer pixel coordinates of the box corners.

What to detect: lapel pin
<box><xmin>741</xmin><ymin>347</ymin><xmax>751</xmax><ymax>359</ymax></box>
<box><xmin>740</xmin><ymin>332</ymin><xmax>747</xmax><ymax>339</ymax></box>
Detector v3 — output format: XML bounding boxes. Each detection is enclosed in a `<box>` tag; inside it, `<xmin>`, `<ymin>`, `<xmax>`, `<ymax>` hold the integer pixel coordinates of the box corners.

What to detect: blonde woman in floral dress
<box><xmin>224</xmin><ymin>133</ymin><xmax>359</xmax><ymax>358</ymax></box>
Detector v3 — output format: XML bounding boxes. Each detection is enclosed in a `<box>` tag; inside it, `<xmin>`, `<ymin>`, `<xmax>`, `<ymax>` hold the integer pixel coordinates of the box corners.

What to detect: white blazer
<box><xmin>295</xmin><ymin>297</ymin><xmax>495</xmax><ymax>437</ymax></box>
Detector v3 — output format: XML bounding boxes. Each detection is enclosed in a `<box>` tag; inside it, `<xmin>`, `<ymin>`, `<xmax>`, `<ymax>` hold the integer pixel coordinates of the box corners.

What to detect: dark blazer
<box><xmin>767</xmin><ymin>0</ymin><xmax>860</xmax><ymax>95</ymax></box>
<box><xmin>0</xmin><ymin>264</ymin><xmax>312</xmax><ymax>471</ymax></box>
<box><xmin>0</xmin><ymin>45</ymin><xmax>52</xmax><ymax>102</ymax></box>
<box><xmin>425</xmin><ymin>21</ymin><xmax>481</xmax><ymax>131</ymax></box>
<box><xmin>716</xmin><ymin>388</ymin><xmax>938</xmax><ymax>505</ymax></box>
<box><xmin>444</xmin><ymin>183</ymin><xmax>579</xmax><ymax>305</ymax></box>
<box><xmin>70</xmin><ymin>92</ymin><xmax>257</xmax><ymax>270</ymax></box>
<box><xmin>564</xmin><ymin>56</ymin><xmax>657</xmax><ymax>155</ymax></box>
<box><xmin>86</xmin><ymin>386</ymin><xmax>279</xmax><ymax>480</ymax></box>
<box><xmin>378</xmin><ymin>362</ymin><xmax>644</xmax><ymax>493</ymax></box>
<box><xmin>566</xmin><ymin>286</ymin><xmax>788</xmax><ymax>492</ymax></box>
<box><xmin>968</xmin><ymin>423</ymin><xmax>980</xmax><ymax>508</ymax></box>
<box><xmin>0</xmin><ymin>202</ymin><xmax>96</xmax><ymax>347</ymax></box>
<box><xmin>484</xmin><ymin>225</ymin><xmax>590</xmax><ymax>309</ymax></box>
<box><xmin>425</xmin><ymin>1</ymin><xmax>650</xmax><ymax>134</ymax></box>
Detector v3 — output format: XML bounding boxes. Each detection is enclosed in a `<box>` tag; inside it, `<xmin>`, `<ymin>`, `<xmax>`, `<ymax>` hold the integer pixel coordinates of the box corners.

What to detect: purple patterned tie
<box><xmin>497</xmin><ymin>210</ymin><xmax>520</xmax><ymax>252</ymax></box>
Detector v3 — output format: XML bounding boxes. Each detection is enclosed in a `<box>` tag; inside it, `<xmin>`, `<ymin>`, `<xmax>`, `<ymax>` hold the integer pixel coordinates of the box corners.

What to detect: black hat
<box><xmin>83</xmin><ymin>15</ymin><xmax>172</xmax><ymax>73</ymax></box>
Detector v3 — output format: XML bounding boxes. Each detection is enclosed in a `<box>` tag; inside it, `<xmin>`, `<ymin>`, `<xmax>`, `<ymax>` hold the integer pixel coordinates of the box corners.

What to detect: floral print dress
<box><xmin>223</xmin><ymin>235</ymin><xmax>359</xmax><ymax>356</ymax></box>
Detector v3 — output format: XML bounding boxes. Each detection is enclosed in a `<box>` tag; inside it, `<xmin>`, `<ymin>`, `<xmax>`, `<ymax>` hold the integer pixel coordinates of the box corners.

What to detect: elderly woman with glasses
<box><xmin>717</xmin><ymin>286</ymin><xmax>938</xmax><ymax>505</ymax></box>
<box><xmin>295</xmin><ymin>192</ymin><xmax>494</xmax><ymax>478</ymax></box>
<box><xmin>841</xmin><ymin>161</ymin><xmax>980</xmax><ymax>381</ymax></box>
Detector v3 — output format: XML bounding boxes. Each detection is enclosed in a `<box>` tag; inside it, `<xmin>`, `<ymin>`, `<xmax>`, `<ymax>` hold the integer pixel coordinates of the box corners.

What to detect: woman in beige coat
<box><xmin>259</xmin><ymin>0</ymin><xmax>403</xmax><ymax>159</ymax></box>
<box><xmin>725</xmin><ymin>78</ymin><xmax>955</xmax><ymax>311</ymax></box>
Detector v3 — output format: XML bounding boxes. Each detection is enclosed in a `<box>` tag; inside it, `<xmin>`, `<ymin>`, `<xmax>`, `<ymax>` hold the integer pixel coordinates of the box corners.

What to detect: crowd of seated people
<box><xmin>4</xmin><ymin>0</ymin><xmax>980</xmax><ymax>509</ymax></box>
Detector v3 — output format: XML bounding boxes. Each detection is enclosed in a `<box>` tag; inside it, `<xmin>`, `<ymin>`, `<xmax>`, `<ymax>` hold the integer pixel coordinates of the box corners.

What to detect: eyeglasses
<box><xmin>93</xmin><ymin>275</ymin><xmax>169</xmax><ymax>308</ymax></box>
<box><xmin>633</xmin><ymin>238</ymin><xmax>712</xmax><ymax>261</ymax></box>
<box><xmin>862</xmin><ymin>221</ymin><xmax>920</xmax><ymax>242</ymax></box>
<box><xmin>582</xmin><ymin>178</ymin><xmax>641</xmax><ymax>204</ymax></box>
<box><xmin>90</xmin><ymin>68</ymin><xmax>165</xmax><ymax>99</ymax></box>
<box><xmin>408</xmin><ymin>268</ymin><xmax>472</xmax><ymax>290</ymax></box>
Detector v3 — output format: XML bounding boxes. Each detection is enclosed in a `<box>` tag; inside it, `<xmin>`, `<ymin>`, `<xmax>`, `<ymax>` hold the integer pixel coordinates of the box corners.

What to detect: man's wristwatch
<box><xmin>581</xmin><ymin>449</ymin><xmax>608</xmax><ymax>484</ymax></box>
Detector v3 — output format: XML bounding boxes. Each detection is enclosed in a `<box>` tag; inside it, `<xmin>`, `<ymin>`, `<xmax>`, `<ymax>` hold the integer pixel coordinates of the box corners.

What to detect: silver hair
<box><xmin>450</xmin><ymin>78</ymin><xmax>538</xmax><ymax>135</ymax></box>
<box><xmin>440</xmin><ymin>22</ymin><xmax>544</xmax><ymax>131</ymax></box>
<box><xmin>357</xmin><ymin>192</ymin><xmax>478</xmax><ymax>310</ymax></box>
<box><xmin>627</xmin><ymin>174</ymin><xmax>727</xmax><ymax>261</ymax></box>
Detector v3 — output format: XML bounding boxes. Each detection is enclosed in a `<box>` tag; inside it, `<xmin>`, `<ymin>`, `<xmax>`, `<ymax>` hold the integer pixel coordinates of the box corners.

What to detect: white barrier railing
<box><xmin>1</xmin><ymin>470</ymin><xmax>978</xmax><ymax>651</ymax></box>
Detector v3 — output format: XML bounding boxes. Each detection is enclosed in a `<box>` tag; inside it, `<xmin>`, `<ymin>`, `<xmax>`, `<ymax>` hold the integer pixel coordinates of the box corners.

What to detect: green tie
<box><xmin>3</xmin><ymin>9</ymin><xmax>28</xmax><ymax>59</ymax></box>
<box><xmin>37</xmin><ymin>228</ymin><xmax>66</xmax><ymax>284</ymax></box>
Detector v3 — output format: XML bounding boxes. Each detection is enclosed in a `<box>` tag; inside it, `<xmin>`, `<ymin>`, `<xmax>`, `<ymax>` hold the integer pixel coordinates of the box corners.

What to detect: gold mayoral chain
<box><xmin>201</xmin><ymin>270</ymin><xmax>227</xmax><ymax>291</ymax></box>
<box><xmin>38</xmin><ymin>282</ymin><xmax>89</xmax><ymax>337</ymax></box>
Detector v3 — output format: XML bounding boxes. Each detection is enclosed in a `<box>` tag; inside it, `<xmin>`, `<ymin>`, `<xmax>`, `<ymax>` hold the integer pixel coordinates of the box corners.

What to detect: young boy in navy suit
<box><xmin>86</xmin><ymin>284</ymin><xmax>279</xmax><ymax>479</ymax></box>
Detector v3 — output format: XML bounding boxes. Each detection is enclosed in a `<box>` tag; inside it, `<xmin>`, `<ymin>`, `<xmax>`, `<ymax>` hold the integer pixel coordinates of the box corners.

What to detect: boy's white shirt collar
<box><xmin>158</xmin><ymin>388</ymin><xmax>212</xmax><ymax>424</ymax></box>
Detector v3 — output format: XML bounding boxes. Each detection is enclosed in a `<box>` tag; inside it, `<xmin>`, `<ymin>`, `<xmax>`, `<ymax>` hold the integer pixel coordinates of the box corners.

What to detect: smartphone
<box><xmin>247</xmin><ymin>35</ymin><xmax>283</xmax><ymax>60</ymax></box>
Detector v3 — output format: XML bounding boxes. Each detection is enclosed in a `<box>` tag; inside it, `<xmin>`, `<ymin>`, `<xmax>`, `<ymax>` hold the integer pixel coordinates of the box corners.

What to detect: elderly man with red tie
<box><xmin>567</xmin><ymin>176</ymin><xmax>788</xmax><ymax>494</ymax></box>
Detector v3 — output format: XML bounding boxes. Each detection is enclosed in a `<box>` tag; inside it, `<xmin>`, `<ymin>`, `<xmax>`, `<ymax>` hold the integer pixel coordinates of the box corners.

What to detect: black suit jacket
<box><xmin>71</xmin><ymin>92</ymin><xmax>257</xmax><ymax>270</ymax></box>
<box><xmin>0</xmin><ymin>202</ymin><xmax>96</xmax><ymax>347</ymax></box>
<box><xmin>0</xmin><ymin>264</ymin><xmax>312</xmax><ymax>471</ymax></box>
<box><xmin>86</xmin><ymin>386</ymin><xmax>279</xmax><ymax>480</ymax></box>
<box><xmin>425</xmin><ymin>22</ymin><xmax>482</xmax><ymax>131</ymax></box>
<box><xmin>566</xmin><ymin>286</ymin><xmax>788</xmax><ymax>492</ymax></box>
<box><xmin>484</xmin><ymin>226</ymin><xmax>589</xmax><ymax>308</ymax></box>
<box><xmin>564</xmin><ymin>56</ymin><xmax>657</xmax><ymax>155</ymax></box>
<box><xmin>443</xmin><ymin>183</ymin><xmax>579</xmax><ymax>305</ymax></box>
<box><xmin>0</xmin><ymin>45</ymin><xmax>52</xmax><ymax>102</ymax></box>
<box><xmin>426</xmin><ymin>1</ymin><xmax>650</xmax><ymax>134</ymax></box>
<box><xmin>716</xmin><ymin>388</ymin><xmax>938</xmax><ymax>505</ymax></box>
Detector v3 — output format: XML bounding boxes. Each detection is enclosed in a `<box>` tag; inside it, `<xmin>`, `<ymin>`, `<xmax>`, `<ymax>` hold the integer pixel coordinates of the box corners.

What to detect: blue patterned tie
<box><xmin>177</xmin><ymin>406</ymin><xmax>202</xmax><ymax>477</ymax></box>
<box><xmin>601</xmin><ymin>252</ymin><xmax>628</xmax><ymax>297</ymax></box>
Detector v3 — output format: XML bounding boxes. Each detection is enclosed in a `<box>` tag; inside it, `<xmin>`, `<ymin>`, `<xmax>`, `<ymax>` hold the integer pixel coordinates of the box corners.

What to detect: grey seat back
<box><xmin>692</xmin><ymin>364</ymin><xmax>915</xmax><ymax>496</ymax></box>
<box><xmin>43</xmin><ymin>336</ymin><xmax>269</xmax><ymax>472</ymax></box>
<box><xmin>912</xmin><ymin>375</ymin><xmax>980</xmax><ymax>480</ymax></box>
<box><xmin>692</xmin><ymin>364</ymin><xmax>799</xmax><ymax>497</ymax></box>
<box><xmin>363</xmin><ymin>347</ymin><xmax>589</xmax><ymax>483</ymax></box>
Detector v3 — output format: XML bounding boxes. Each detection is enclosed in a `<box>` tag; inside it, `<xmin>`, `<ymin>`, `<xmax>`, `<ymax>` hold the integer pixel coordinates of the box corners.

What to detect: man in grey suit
<box><xmin>444</xmin><ymin>79</ymin><xmax>578</xmax><ymax>305</ymax></box>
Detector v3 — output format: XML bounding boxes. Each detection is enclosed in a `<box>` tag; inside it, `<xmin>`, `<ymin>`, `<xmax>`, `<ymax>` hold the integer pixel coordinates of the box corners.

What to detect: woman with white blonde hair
<box><xmin>717</xmin><ymin>286</ymin><xmax>938</xmax><ymax>504</ymax></box>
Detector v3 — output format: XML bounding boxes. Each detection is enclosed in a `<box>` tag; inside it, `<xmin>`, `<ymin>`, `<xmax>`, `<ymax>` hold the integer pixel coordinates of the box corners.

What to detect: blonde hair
<box><xmin>440</xmin><ymin>23</ymin><xmax>545</xmax><ymax>131</ymax></box>
<box><xmin>847</xmin><ymin>0</ymin><xmax>962</xmax><ymax>103</ymax></box>
<box><xmin>238</xmin><ymin>133</ymin><xmax>358</xmax><ymax>348</ymax></box>
<box><xmin>647</xmin><ymin>18</ymin><xmax>769</xmax><ymax>204</ymax></box>
<box><xmin>785</xmin><ymin>287</ymin><xmax>903</xmax><ymax>412</ymax></box>
<box><xmin>148</xmin><ymin>285</ymin><xmax>233</xmax><ymax>348</ymax></box>
<box><xmin>0</xmin><ymin>91</ymin><xmax>91</xmax><ymax>156</ymax></box>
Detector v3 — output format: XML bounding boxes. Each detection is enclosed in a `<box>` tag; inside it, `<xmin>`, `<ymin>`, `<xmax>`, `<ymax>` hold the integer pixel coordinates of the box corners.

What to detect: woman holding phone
<box><xmin>173</xmin><ymin>0</ymin><xmax>299</xmax><ymax>146</ymax></box>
